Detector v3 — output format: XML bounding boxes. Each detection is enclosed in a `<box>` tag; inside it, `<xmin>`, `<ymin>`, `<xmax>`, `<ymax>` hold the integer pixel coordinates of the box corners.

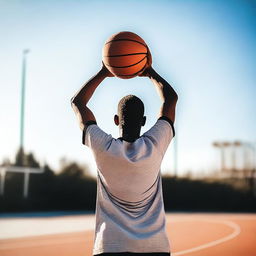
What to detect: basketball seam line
<box><xmin>115</xmin><ymin>58</ymin><xmax>148</xmax><ymax>77</ymax></box>
<box><xmin>104</xmin><ymin>52</ymin><xmax>147</xmax><ymax>58</ymax></box>
<box><xmin>105</xmin><ymin>38</ymin><xmax>147</xmax><ymax>47</ymax></box>
<box><xmin>105</xmin><ymin>56</ymin><xmax>147</xmax><ymax>69</ymax></box>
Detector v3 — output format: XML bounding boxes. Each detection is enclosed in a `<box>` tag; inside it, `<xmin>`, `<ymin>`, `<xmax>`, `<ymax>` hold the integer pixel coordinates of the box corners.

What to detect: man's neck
<box><xmin>119</xmin><ymin>127</ymin><xmax>141</xmax><ymax>142</ymax></box>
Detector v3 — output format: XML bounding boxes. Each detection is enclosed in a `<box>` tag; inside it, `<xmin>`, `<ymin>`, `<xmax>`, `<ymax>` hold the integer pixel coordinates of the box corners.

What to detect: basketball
<box><xmin>102</xmin><ymin>31</ymin><xmax>151</xmax><ymax>79</ymax></box>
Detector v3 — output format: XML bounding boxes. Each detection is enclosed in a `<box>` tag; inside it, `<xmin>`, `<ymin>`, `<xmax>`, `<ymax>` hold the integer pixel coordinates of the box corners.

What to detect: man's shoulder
<box><xmin>141</xmin><ymin>117</ymin><xmax>175</xmax><ymax>156</ymax></box>
<box><xmin>83</xmin><ymin>123</ymin><xmax>113</xmax><ymax>152</ymax></box>
<box><xmin>143</xmin><ymin>117</ymin><xmax>175</xmax><ymax>138</ymax></box>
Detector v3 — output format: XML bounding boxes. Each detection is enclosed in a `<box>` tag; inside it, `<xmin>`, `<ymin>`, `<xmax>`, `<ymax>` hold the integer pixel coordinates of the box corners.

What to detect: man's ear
<box><xmin>142</xmin><ymin>116</ymin><xmax>146</xmax><ymax>126</ymax></box>
<box><xmin>114</xmin><ymin>115</ymin><xmax>119</xmax><ymax>126</ymax></box>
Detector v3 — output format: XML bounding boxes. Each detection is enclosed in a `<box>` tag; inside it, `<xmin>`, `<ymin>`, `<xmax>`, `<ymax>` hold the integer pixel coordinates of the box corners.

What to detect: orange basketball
<box><xmin>102</xmin><ymin>31</ymin><xmax>151</xmax><ymax>79</ymax></box>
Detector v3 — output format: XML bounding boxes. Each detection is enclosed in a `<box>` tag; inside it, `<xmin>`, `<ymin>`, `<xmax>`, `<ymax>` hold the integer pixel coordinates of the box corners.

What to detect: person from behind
<box><xmin>71</xmin><ymin>62</ymin><xmax>178</xmax><ymax>255</ymax></box>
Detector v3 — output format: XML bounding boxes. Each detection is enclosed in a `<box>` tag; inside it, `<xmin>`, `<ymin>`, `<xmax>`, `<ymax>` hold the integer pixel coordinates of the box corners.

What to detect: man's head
<box><xmin>114</xmin><ymin>95</ymin><xmax>146</xmax><ymax>135</ymax></box>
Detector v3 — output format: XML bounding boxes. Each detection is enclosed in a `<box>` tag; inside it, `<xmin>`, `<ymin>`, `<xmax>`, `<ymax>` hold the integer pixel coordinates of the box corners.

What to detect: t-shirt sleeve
<box><xmin>142</xmin><ymin>116</ymin><xmax>175</xmax><ymax>156</ymax></box>
<box><xmin>83</xmin><ymin>124</ymin><xmax>113</xmax><ymax>153</ymax></box>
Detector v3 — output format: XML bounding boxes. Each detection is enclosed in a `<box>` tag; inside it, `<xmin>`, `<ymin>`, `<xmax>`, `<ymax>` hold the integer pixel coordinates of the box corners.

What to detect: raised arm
<box><xmin>71</xmin><ymin>65</ymin><xmax>113</xmax><ymax>130</ymax></box>
<box><xmin>143</xmin><ymin>67</ymin><xmax>178</xmax><ymax>123</ymax></box>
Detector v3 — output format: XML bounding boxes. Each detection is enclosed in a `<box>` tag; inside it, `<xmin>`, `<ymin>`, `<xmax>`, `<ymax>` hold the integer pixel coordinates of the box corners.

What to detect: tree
<box><xmin>59</xmin><ymin>162</ymin><xmax>88</xmax><ymax>179</ymax></box>
<box><xmin>14</xmin><ymin>148</ymin><xmax>40</xmax><ymax>168</ymax></box>
<box><xmin>25</xmin><ymin>152</ymin><xmax>40</xmax><ymax>168</ymax></box>
<box><xmin>14</xmin><ymin>147</ymin><xmax>25</xmax><ymax>166</ymax></box>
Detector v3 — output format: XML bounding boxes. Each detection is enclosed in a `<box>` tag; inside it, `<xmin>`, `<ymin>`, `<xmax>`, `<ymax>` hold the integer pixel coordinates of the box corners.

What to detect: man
<box><xmin>71</xmin><ymin>63</ymin><xmax>178</xmax><ymax>256</ymax></box>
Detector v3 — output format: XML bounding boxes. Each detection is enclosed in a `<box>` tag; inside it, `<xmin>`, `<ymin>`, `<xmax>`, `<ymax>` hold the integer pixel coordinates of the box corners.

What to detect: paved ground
<box><xmin>0</xmin><ymin>213</ymin><xmax>255</xmax><ymax>256</ymax></box>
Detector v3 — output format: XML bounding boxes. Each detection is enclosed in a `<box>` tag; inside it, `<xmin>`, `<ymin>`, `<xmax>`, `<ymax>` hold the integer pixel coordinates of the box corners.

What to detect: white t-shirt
<box><xmin>84</xmin><ymin>118</ymin><xmax>174</xmax><ymax>255</ymax></box>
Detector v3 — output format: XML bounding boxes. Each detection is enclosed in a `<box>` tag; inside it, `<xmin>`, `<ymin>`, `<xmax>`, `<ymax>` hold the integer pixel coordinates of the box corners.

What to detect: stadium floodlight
<box><xmin>213</xmin><ymin>142</ymin><xmax>221</xmax><ymax>147</ymax></box>
<box><xmin>213</xmin><ymin>141</ymin><xmax>242</xmax><ymax>174</ymax></box>
<box><xmin>0</xmin><ymin>166</ymin><xmax>44</xmax><ymax>198</ymax></box>
<box><xmin>234</xmin><ymin>141</ymin><xmax>242</xmax><ymax>147</ymax></box>
<box><xmin>213</xmin><ymin>141</ymin><xmax>227</xmax><ymax>172</ymax></box>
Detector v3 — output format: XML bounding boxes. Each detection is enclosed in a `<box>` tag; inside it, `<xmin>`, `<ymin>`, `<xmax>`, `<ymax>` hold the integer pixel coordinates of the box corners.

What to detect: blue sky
<box><xmin>0</xmin><ymin>0</ymin><xmax>255</xmax><ymax>175</ymax></box>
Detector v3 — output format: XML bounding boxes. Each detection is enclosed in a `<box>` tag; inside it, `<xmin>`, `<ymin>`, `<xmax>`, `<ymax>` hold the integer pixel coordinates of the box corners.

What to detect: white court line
<box><xmin>171</xmin><ymin>219</ymin><xmax>241</xmax><ymax>256</ymax></box>
<box><xmin>0</xmin><ymin>217</ymin><xmax>242</xmax><ymax>253</ymax></box>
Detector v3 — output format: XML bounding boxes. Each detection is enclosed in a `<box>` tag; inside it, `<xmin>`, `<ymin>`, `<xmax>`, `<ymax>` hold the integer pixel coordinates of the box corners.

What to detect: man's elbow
<box><xmin>165</xmin><ymin>92</ymin><xmax>178</xmax><ymax>104</ymax></box>
<box><xmin>169</xmin><ymin>89</ymin><xmax>178</xmax><ymax>102</ymax></box>
<box><xmin>70</xmin><ymin>96</ymin><xmax>81</xmax><ymax>106</ymax></box>
<box><xmin>70</xmin><ymin>96</ymin><xmax>75</xmax><ymax>104</ymax></box>
<box><xmin>173</xmin><ymin>92</ymin><xmax>178</xmax><ymax>102</ymax></box>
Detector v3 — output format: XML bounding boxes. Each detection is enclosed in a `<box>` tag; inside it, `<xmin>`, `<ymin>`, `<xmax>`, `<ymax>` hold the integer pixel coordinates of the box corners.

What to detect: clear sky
<box><xmin>0</xmin><ymin>0</ymin><xmax>255</xmax><ymax>176</ymax></box>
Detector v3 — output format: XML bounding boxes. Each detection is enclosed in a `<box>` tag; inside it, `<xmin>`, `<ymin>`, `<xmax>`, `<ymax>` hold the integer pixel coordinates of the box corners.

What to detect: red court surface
<box><xmin>0</xmin><ymin>213</ymin><xmax>255</xmax><ymax>256</ymax></box>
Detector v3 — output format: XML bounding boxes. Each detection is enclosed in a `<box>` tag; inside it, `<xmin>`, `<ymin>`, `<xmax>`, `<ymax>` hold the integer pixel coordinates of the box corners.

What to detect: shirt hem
<box><xmin>93</xmin><ymin>247</ymin><xmax>170</xmax><ymax>255</ymax></box>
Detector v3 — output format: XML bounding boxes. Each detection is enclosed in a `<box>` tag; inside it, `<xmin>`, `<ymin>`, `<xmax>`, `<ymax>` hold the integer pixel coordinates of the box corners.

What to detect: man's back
<box><xmin>84</xmin><ymin>118</ymin><xmax>174</xmax><ymax>255</ymax></box>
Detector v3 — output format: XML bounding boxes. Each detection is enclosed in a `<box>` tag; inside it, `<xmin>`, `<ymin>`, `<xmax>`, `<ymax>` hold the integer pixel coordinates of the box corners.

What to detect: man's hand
<box><xmin>100</xmin><ymin>63</ymin><xmax>114</xmax><ymax>77</ymax></box>
<box><xmin>139</xmin><ymin>66</ymin><xmax>153</xmax><ymax>77</ymax></box>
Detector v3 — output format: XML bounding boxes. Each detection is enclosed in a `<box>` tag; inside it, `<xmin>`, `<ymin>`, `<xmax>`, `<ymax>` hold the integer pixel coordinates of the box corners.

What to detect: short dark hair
<box><xmin>118</xmin><ymin>95</ymin><xmax>144</xmax><ymax>127</ymax></box>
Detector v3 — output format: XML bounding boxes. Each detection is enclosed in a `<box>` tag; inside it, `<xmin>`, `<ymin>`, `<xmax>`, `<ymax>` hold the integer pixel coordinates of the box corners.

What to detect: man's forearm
<box><xmin>71</xmin><ymin>65</ymin><xmax>113</xmax><ymax>129</ymax></box>
<box><xmin>148</xmin><ymin>68</ymin><xmax>178</xmax><ymax>103</ymax></box>
<box><xmin>71</xmin><ymin>69</ymin><xmax>107</xmax><ymax>106</ymax></box>
<box><xmin>145</xmin><ymin>67</ymin><xmax>178</xmax><ymax>122</ymax></box>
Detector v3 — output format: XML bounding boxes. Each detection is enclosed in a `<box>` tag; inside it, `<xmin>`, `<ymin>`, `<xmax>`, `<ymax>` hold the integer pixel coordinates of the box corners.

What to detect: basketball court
<box><xmin>0</xmin><ymin>213</ymin><xmax>255</xmax><ymax>256</ymax></box>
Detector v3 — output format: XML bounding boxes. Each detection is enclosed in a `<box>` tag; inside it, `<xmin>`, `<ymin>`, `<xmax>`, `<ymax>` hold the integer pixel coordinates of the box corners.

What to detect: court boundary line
<box><xmin>171</xmin><ymin>218</ymin><xmax>241</xmax><ymax>256</ymax></box>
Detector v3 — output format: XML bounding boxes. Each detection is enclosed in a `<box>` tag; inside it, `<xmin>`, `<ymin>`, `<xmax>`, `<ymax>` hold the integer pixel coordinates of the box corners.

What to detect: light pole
<box><xmin>20</xmin><ymin>49</ymin><xmax>30</xmax><ymax>152</ymax></box>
